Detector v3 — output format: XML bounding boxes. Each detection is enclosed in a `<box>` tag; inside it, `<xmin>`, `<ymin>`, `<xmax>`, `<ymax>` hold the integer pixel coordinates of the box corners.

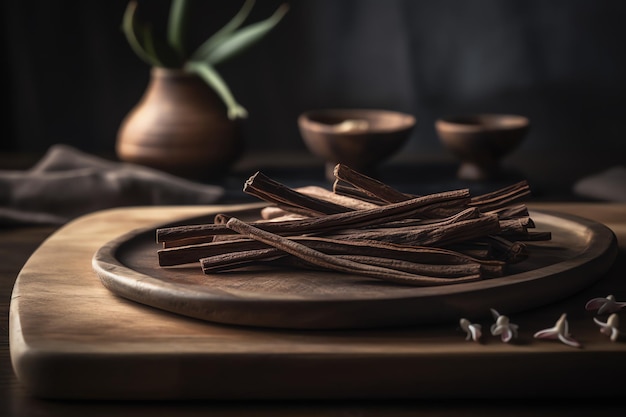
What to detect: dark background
<box><xmin>2</xmin><ymin>0</ymin><xmax>625</xmax><ymax>158</ymax></box>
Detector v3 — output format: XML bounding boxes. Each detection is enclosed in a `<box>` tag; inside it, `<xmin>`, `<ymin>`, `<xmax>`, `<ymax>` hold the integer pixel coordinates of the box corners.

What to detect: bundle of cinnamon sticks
<box><xmin>156</xmin><ymin>164</ymin><xmax>550</xmax><ymax>287</ymax></box>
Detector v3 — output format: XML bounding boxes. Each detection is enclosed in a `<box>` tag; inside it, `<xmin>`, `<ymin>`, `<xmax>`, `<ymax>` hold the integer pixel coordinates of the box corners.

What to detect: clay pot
<box><xmin>116</xmin><ymin>67</ymin><xmax>243</xmax><ymax>181</ymax></box>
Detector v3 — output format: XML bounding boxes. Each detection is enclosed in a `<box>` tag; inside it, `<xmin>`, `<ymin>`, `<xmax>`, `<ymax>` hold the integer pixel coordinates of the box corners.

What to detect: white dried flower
<box><xmin>460</xmin><ymin>318</ymin><xmax>482</xmax><ymax>342</ymax></box>
<box><xmin>490</xmin><ymin>308</ymin><xmax>519</xmax><ymax>343</ymax></box>
<box><xmin>585</xmin><ymin>295</ymin><xmax>626</xmax><ymax>315</ymax></box>
<box><xmin>533</xmin><ymin>313</ymin><xmax>582</xmax><ymax>348</ymax></box>
<box><xmin>593</xmin><ymin>313</ymin><xmax>620</xmax><ymax>342</ymax></box>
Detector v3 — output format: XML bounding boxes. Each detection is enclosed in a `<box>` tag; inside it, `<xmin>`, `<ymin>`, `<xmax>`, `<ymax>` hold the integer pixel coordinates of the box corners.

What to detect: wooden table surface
<box><xmin>2</xmin><ymin>142</ymin><xmax>626</xmax><ymax>416</ymax></box>
<box><xmin>2</xmin><ymin>201</ymin><xmax>626</xmax><ymax>416</ymax></box>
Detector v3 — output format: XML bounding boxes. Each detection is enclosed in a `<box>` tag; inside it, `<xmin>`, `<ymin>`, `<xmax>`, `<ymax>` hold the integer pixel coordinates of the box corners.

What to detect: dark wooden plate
<box><xmin>93</xmin><ymin>208</ymin><xmax>618</xmax><ymax>329</ymax></box>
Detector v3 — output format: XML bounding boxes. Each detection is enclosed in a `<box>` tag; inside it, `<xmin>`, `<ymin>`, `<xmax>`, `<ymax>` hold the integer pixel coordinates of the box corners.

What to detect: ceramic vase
<box><xmin>116</xmin><ymin>67</ymin><xmax>243</xmax><ymax>181</ymax></box>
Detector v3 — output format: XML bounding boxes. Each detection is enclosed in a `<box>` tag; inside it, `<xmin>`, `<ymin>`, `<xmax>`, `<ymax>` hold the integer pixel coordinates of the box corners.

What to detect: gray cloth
<box><xmin>573</xmin><ymin>166</ymin><xmax>626</xmax><ymax>202</ymax></box>
<box><xmin>0</xmin><ymin>145</ymin><xmax>224</xmax><ymax>226</ymax></box>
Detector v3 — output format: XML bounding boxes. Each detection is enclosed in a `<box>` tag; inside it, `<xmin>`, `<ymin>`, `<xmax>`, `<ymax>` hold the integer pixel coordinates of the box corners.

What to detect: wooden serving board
<box><xmin>10</xmin><ymin>204</ymin><xmax>625</xmax><ymax>400</ymax></box>
<box><xmin>93</xmin><ymin>205</ymin><xmax>617</xmax><ymax>329</ymax></box>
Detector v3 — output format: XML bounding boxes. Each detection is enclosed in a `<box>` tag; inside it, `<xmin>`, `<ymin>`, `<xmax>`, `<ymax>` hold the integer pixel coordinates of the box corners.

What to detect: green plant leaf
<box><xmin>191</xmin><ymin>0</ymin><xmax>256</xmax><ymax>62</ymax></box>
<box><xmin>167</xmin><ymin>0</ymin><xmax>190</xmax><ymax>60</ymax></box>
<box><xmin>185</xmin><ymin>61</ymin><xmax>248</xmax><ymax>120</ymax></box>
<box><xmin>202</xmin><ymin>3</ymin><xmax>289</xmax><ymax>66</ymax></box>
<box><xmin>122</xmin><ymin>1</ymin><xmax>182</xmax><ymax>67</ymax></box>
<box><xmin>122</xmin><ymin>1</ymin><xmax>161</xmax><ymax>66</ymax></box>
<box><xmin>140</xmin><ymin>24</ymin><xmax>167</xmax><ymax>67</ymax></box>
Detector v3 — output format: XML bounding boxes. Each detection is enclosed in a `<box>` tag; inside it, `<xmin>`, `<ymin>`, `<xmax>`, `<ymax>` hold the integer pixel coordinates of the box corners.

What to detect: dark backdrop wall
<box><xmin>2</xmin><ymin>0</ymin><xmax>625</xmax><ymax>157</ymax></box>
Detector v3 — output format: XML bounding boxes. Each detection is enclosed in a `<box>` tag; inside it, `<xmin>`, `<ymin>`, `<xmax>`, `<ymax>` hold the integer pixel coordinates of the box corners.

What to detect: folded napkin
<box><xmin>0</xmin><ymin>144</ymin><xmax>225</xmax><ymax>226</ymax></box>
<box><xmin>573</xmin><ymin>166</ymin><xmax>626</xmax><ymax>202</ymax></box>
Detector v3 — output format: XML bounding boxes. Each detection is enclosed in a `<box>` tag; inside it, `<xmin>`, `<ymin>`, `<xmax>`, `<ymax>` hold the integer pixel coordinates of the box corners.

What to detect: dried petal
<box><xmin>460</xmin><ymin>318</ymin><xmax>482</xmax><ymax>342</ymax></box>
<box><xmin>593</xmin><ymin>313</ymin><xmax>620</xmax><ymax>342</ymax></box>
<box><xmin>533</xmin><ymin>313</ymin><xmax>582</xmax><ymax>348</ymax></box>
<box><xmin>489</xmin><ymin>308</ymin><xmax>518</xmax><ymax>343</ymax></box>
<box><xmin>585</xmin><ymin>295</ymin><xmax>626</xmax><ymax>315</ymax></box>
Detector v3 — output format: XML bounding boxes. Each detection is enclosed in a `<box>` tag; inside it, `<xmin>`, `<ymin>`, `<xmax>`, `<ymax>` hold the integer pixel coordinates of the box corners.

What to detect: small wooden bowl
<box><xmin>435</xmin><ymin>114</ymin><xmax>530</xmax><ymax>181</ymax></box>
<box><xmin>298</xmin><ymin>109</ymin><xmax>416</xmax><ymax>180</ymax></box>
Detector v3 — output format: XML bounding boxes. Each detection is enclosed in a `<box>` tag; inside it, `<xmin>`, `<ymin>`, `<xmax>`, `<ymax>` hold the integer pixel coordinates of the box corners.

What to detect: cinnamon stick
<box><xmin>469</xmin><ymin>180</ymin><xmax>531</xmax><ymax>212</ymax></box>
<box><xmin>200</xmin><ymin>249</ymin><xmax>484</xmax><ymax>278</ymax></box>
<box><xmin>484</xmin><ymin>235</ymin><xmax>528</xmax><ymax>263</ymax></box>
<box><xmin>486</xmin><ymin>204</ymin><xmax>529</xmax><ymax>219</ymax></box>
<box><xmin>156</xmin><ymin>189</ymin><xmax>471</xmax><ymax>243</ymax></box>
<box><xmin>297</xmin><ymin>185</ymin><xmax>380</xmax><ymax>211</ymax></box>
<box><xmin>326</xmin><ymin>215</ymin><xmax>501</xmax><ymax>248</ymax></box>
<box><xmin>333</xmin><ymin>164</ymin><xmax>411</xmax><ymax>203</ymax></box>
<box><xmin>244</xmin><ymin>171</ymin><xmax>353</xmax><ymax>217</ymax></box>
<box><xmin>333</xmin><ymin>181</ymin><xmax>387</xmax><ymax>204</ymax></box>
<box><xmin>498</xmin><ymin>217</ymin><xmax>535</xmax><ymax>234</ymax></box>
<box><xmin>500</xmin><ymin>231</ymin><xmax>552</xmax><ymax>241</ymax></box>
<box><xmin>161</xmin><ymin>234</ymin><xmax>505</xmax><ymax>276</ymax></box>
<box><xmin>259</xmin><ymin>185</ymin><xmax>378</xmax><ymax>220</ymax></box>
<box><xmin>156</xmin><ymin>168</ymin><xmax>549</xmax><ymax>287</ymax></box>
<box><xmin>224</xmin><ymin>217</ymin><xmax>482</xmax><ymax>286</ymax></box>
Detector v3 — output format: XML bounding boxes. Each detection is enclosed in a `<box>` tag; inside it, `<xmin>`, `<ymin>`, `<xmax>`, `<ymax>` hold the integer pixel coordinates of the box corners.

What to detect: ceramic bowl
<box><xmin>435</xmin><ymin>114</ymin><xmax>530</xmax><ymax>181</ymax></box>
<box><xmin>298</xmin><ymin>109</ymin><xmax>416</xmax><ymax>180</ymax></box>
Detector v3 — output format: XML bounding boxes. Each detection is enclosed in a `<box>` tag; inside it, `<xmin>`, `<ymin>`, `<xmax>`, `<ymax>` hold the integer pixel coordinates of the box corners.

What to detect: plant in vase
<box><xmin>117</xmin><ymin>0</ymin><xmax>289</xmax><ymax>180</ymax></box>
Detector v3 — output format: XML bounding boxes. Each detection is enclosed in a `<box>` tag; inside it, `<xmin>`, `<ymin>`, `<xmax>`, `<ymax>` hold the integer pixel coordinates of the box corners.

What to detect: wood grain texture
<box><xmin>8</xmin><ymin>203</ymin><xmax>626</xmax><ymax>401</ymax></box>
